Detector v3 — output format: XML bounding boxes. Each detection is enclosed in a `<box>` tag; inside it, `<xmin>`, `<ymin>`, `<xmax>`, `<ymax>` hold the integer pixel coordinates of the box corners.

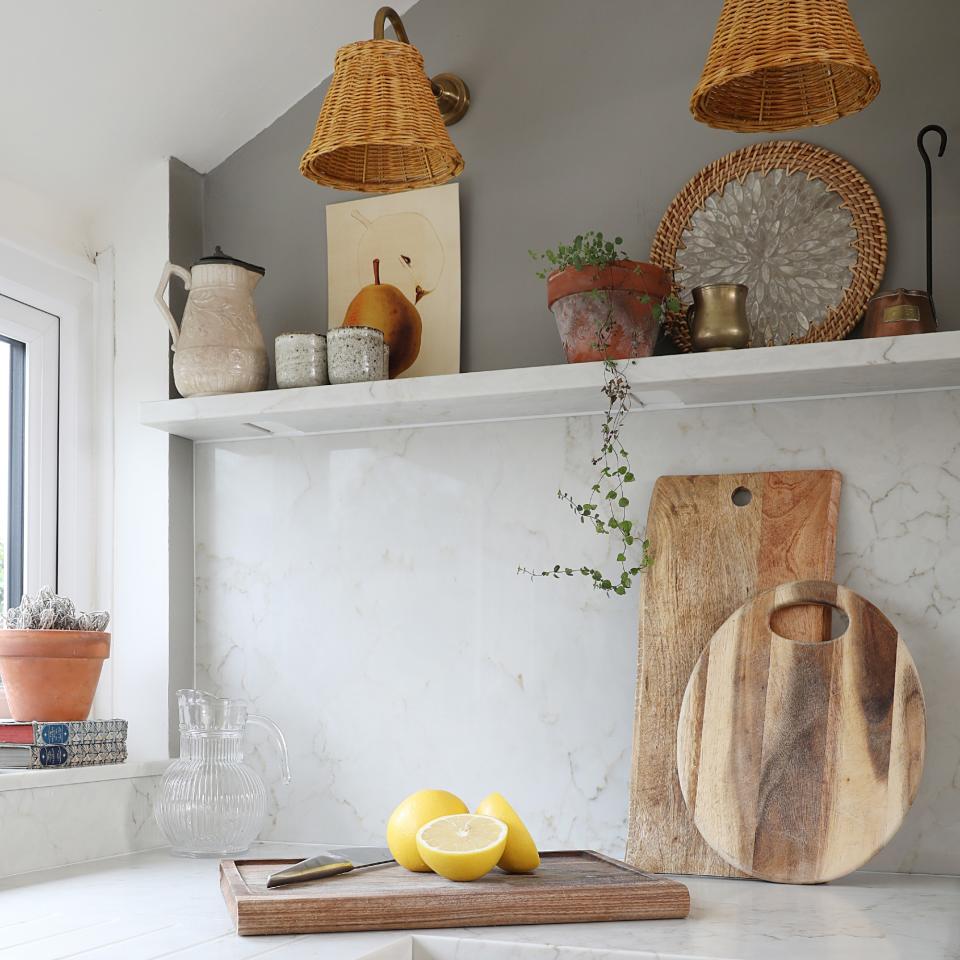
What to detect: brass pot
<box><xmin>686</xmin><ymin>283</ymin><xmax>751</xmax><ymax>351</ymax></box>
<box><xmin>862</xmin><ymin>288</ymin><xmax>937</xmax><ymax>338</ymax></box>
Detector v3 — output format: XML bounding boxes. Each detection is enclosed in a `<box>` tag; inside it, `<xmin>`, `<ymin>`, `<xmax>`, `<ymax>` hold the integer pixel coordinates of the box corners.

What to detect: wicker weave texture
<box><xmin>300</xmin><ymin>40</ymin><xmax>464</xmax><ymax>193</ymax></box>
<box><xmin>650</xmin><ymin>140</ymin><xmax>887</xmax><ymax>350</ymax></box>
<box><xmin>691</xmin><ymin>0</ymin><xmax>880</xmax><ymax>132</ymax></box>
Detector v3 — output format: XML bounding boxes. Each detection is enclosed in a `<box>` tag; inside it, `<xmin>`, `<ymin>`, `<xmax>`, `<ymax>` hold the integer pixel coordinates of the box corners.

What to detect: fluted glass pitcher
<box><xmin>155</xmin><ymin>689</ymin><xmax>291</xmax><ymax>857</ymax></box>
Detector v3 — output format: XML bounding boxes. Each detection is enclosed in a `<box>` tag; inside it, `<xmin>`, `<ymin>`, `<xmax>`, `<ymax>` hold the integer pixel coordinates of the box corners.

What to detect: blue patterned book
<box><xmin>0</xmin><ymin>741</ymin><xmax>127</xmax><ymax>769</ymax></box>
<box><xmin>0</xmin><ymin>719</ymin><xmax>127</xmax><ymax>746</ymax></box>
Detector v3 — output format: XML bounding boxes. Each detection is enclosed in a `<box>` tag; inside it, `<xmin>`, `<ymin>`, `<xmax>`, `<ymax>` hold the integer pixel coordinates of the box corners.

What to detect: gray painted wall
<box><xmin>167</xmin><ymin>158</ymin><xmax>202</xmax><ymax>751</ymax></box>
<box><xmin>203</xmin><ymin>0</ymin><xmax>960</xmax><ymax>373</ymax></box>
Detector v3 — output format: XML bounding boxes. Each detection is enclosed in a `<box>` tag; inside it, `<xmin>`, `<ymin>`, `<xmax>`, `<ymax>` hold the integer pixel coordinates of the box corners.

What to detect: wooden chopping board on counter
<box><xmin>626</xmin><ymin>470</ymin><xmax>842</xmax><ymax>877</ymax></box>
<box><xmin>677</xmin><ymin>580</ymin><xmax>926</xmax><ymax>884</ymax></box>
<box><xmin>220</xmin><ymin>851</ymin><xmax>690</xmax><ymax>935</ymax></box>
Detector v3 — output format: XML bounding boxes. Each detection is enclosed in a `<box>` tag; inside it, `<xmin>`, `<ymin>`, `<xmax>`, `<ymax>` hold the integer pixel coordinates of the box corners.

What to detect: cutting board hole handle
<box><xmin>769</xmin><ymin>601</ymin><xmax>850</xmax><ymax>643</ymax></box>
<box><xmin>731</xmin><ymin>486</ymin><xmax>753</xmax><ymax>507</ymax></box>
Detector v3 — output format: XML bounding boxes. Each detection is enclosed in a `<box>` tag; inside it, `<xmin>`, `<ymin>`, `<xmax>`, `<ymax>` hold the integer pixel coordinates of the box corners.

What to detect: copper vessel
<box><xmin>862</xmin><ymin>288</ymin><xmax>937</xmax><ymax>338</ymax></box>
<box><xmin>863</xmin><ymin>126</ymin><xmax>947</xmax><ymax>339</ymax></box>
<box><xmin>686</xmin><ymin>283</ymin><xmax>751</xmax><ymax>351</ymax></box>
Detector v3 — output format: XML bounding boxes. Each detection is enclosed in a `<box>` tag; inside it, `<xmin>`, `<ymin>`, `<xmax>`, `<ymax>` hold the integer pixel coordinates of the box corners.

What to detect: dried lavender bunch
<box><xmin>4</xmin><ymin>587</ymin><xmax>110</xmax><ymax>632</ymax></box>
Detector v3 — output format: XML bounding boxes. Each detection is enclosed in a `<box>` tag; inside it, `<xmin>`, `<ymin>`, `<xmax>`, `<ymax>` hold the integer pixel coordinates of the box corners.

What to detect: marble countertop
<box><xmin>1</xmin><ymin>843</ymin><xmax>957</xmax><ymax>959</ymax></box>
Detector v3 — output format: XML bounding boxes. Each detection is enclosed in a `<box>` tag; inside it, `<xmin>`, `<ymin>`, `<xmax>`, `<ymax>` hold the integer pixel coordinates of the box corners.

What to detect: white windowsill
<box><xmin>0</xmin><ymin>758</ymin><xmax>168</xmax><ymax>791</ymax></box>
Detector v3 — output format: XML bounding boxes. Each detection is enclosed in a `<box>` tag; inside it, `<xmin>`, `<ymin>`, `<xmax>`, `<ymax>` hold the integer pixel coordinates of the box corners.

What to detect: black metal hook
<box><xmin>917</xmin><ymin>125</ymin><xmax>947</xmax><ymax>297</ymax></box>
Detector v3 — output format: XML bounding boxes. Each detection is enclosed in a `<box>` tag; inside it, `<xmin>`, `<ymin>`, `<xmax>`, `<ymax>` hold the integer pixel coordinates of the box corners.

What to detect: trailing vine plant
<box><xmin>519</xmin><ymin>232</ymin><xmax>680</xmax><ymax>596</ymax></box>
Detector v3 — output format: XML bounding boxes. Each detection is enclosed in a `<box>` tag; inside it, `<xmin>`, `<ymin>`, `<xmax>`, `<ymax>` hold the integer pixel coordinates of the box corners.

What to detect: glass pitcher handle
<box><xmin>247</xmin><ymin>714</ymin><xmax>292</xmax><ymax>784</ymax></box>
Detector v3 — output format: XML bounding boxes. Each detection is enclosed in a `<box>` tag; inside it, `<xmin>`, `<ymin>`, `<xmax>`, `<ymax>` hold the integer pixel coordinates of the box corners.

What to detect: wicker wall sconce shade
<box><xmin>300</xmin><ymin>7</ymin><xmax>467</xmax><ymax>193</ymax></box>
<box><xmin>691</xmin><ymin>0</ymin><xmax>880</xmax><ymax>132</ymax></box>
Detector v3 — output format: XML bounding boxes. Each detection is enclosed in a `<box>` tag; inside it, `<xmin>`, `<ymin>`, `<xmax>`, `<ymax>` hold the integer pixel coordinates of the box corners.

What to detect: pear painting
<box><xmin>326</xmin><ymin>184</ymin><xmax>461</xmax><ymax>379</ymax></box>
<box><xmin>344</xmin><ymin>258</ymin><xmax>422</xmax><ymax>378</ymax></box>
<box><xmin>352</xmin><ymin>210</ymin><xmax>444</xmax><ymax>307</ymax></box>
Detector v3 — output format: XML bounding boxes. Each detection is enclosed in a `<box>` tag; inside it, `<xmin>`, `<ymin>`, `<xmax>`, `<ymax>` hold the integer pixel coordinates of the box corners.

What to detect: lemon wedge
<box><xmin>387</xmin><ymin>789</ymin><xmax>468</xmax><ymax>872</ymax></box>
<box><xmin>476</xmin><ymin>792</ymin><xmax>541</xmax><ymax>873</ymax></box>
<box><xmin>415</xmin><ymin>814</ymin><xmax>508</xmax><ymax>881</ymax></box>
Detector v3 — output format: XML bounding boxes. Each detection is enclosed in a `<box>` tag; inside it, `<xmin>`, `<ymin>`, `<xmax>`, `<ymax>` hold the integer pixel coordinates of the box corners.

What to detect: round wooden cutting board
<box><xmin>677</xmin><ymin>580</ymin><xmax>926</xmax><ymax>884</ymax></box>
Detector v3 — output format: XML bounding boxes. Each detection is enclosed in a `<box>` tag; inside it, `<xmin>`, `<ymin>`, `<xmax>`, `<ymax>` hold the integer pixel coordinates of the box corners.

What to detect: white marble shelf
<box><xmin>140</xmin><ymin>329</ymin><xmax>960</xmax><ymax>442</ymax></box>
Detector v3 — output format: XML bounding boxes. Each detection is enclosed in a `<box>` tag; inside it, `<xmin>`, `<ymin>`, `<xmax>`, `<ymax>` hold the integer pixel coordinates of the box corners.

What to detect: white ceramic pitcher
<box><xmin>154</xmin><ymin>247</ymin><xmax>269</xmax><ymax>397</ymax></box>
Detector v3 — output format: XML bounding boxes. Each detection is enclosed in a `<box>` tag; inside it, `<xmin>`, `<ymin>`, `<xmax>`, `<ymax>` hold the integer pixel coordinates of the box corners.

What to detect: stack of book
<box><xmin>0</xmin><ymin>719</ymin><xmax>128</xmax><ymax>769</ymax></box>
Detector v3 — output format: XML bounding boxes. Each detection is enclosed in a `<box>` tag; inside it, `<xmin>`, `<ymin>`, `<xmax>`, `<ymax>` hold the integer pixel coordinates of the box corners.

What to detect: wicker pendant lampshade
<box><xmin>691</xmin><ymin>0</ymin><xmax>880</xmax><ymax>132</ymax></box>
<box><xmin>300</xmin><ymin>7</ymin><xmax>467</xmax><ymax>193</ymax></box>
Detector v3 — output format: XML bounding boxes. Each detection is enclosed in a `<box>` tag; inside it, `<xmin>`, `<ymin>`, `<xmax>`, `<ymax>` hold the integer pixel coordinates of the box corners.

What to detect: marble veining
<box><xmin>195</xmin><ymin>389</ymin><xmax>960</xmax><ymax>874</ymax></box>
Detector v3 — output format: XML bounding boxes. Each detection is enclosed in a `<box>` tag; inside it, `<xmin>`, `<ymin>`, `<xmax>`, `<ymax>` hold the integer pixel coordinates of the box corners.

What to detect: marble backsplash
<box><xmin>195</xmin><ymin>388</ymin><xmax>960</xmax><ymax>875</ymax></box>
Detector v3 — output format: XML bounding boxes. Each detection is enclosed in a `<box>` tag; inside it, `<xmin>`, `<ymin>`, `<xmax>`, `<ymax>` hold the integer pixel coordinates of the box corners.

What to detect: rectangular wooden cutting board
<box><xmin>625</xmin><ymin>470</ymin><xmax>842</xmax><ymax>878</ymax></box>
<box><xmin>220</xmin><ymin>851</ymin><xmax>690</xmax><ymax>935</ymax></box>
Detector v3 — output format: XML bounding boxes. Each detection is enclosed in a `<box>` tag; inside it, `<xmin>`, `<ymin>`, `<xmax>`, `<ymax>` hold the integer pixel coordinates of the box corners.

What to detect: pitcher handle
<box><xmin>247</xmin><ymin>713</ymin><xmax>292</xmax><ymax>784</ymax></box>
<box><xmin>154</xmin><ymin>262</ymin><xmax>192</xmax><ymax>351</ymax></box>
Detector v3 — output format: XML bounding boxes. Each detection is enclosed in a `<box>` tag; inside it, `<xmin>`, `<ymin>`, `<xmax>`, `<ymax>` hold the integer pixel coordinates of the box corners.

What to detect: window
<box><xmin>0</xmin><ymin>295</ymin><xmax>58</xmax><ymax>611</ymax></box>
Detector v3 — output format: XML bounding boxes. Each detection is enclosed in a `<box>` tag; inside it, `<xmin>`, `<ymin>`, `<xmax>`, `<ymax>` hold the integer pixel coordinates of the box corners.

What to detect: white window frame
<box><xmin>0</xmin><ymin>294</ymin><xmax>59</xmax><ymax>597</ymax></box>
<box><xmin>0</xmin><ymin>238</ymin><xmax>103</xmax><ymax>622</ymax></box>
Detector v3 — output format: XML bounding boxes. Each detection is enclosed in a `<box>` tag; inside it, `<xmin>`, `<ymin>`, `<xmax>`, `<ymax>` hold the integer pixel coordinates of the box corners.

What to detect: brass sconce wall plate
<box><xmin>431</xmin><ymin>73</ymin><xmax>470</xmax><ymax>127</ymax></box>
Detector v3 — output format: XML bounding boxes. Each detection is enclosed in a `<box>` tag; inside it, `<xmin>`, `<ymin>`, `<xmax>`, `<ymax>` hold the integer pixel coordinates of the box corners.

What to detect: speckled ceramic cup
<box><xmin>275</xmin><ymin>333</ymin><xmax>328</xmax><ymax>388</ymax></box>
<box><xmin>326</xmin><ymin>326</ymin><xmax>387</xmax><ymax>384</ymax></box>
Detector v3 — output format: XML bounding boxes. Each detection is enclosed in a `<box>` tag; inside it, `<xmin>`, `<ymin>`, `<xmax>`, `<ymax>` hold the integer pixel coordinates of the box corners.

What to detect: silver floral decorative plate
<box><xmin>650</xmin><ymin>141</ymin><xmax>887</xmax><ymax>350</ymax></box>
<box><xmin>676</xmin><ymin>169</ymin><xmax>857</xmax><ymax>346</ymax></box>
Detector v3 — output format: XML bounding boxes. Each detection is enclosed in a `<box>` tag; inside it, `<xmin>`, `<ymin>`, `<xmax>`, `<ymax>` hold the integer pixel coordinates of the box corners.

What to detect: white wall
<box><xmin>90</xmin><ymin>161</ymin><xmax>173</xmax><ymax>759</ymax></box>
<box><xmin>0</xmin><ymin>176</ymin><xmax>90</xmax><ymax>263</ymax></box>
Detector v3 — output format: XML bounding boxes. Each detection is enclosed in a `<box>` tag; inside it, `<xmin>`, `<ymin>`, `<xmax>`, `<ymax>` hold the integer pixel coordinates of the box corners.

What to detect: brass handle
<box><xmin>373</xmin><ymin>6</ymin><xmax>410</xmax><ymax>43</ymax></box>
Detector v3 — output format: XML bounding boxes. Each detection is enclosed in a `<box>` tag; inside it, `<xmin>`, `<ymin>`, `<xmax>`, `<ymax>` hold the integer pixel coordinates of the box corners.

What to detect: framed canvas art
<box><xmin>325</xmin><ymin>183</ymin><xmax>461</xmax><ymax>379</ymax></box>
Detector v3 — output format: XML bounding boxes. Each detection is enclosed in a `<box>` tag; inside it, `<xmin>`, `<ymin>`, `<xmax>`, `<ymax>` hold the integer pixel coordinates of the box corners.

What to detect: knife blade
<box><xmin>266</xmin><ymin>848</ymin><xmax>395</xmax><ymax>889</ymax></box>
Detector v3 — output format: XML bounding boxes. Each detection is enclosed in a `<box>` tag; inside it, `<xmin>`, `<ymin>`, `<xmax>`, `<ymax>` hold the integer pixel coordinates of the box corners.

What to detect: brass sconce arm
<box><xmin>374</xmin><ymin>6</ymin><xmax>410</xmax><ymax>43</ymax></box>
<box><xmin>373</xmin><ymin>5</ymin><xmax>470</xmax><ymax>126</ymax></box>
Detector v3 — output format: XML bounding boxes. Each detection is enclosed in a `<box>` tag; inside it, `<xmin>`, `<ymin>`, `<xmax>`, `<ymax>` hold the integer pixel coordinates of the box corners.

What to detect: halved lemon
<box><xmin>476</xmin><ymin>792</ymin><xmax>541</xmax><ymax>873</ymax></box>
<box><xmin>415</xmin><ymin>814</ymin><xmax>508</xmax><ymax>881</ymax></box>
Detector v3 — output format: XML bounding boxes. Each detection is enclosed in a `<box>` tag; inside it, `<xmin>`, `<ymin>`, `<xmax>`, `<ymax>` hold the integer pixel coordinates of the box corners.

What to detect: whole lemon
<box><xmin>476</xmin><ymin>792</ymin><xmax>541</xmax><ymax>873</ymax></box>
<box><xmin>387</xmin><ymin>789</ymin><xmax>468</xmax><ymax>871</ymax></box>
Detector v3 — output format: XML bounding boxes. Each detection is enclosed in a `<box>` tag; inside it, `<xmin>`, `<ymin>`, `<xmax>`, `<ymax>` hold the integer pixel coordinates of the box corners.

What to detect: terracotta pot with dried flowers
<box><xmin>0</xmin><ymin>588</ymin><xmax>111</xmax><ymax>721</ymax></box>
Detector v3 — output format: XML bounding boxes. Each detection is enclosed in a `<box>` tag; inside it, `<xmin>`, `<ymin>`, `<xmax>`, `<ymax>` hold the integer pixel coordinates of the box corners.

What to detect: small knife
<box><xmin>266</xmin><ymin>848</ymin><xmax>395</xmax><ymax>889</ymax></box>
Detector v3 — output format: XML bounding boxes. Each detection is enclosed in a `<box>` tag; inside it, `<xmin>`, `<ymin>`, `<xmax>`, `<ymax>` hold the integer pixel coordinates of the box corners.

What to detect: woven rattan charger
<box><xmin>651</xmin><ymin>140</ymin><xmax>887</xmax><ymax>351</ymax></box>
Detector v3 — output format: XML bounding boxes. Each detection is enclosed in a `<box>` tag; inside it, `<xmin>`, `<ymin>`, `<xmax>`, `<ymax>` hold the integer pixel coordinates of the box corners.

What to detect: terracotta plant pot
<box><xmin>0</xmin><ymin>630</ymin><xmax>110</xmax><ymax>721</ymax></box>
<box><xmin>546</xmin><ymin>260</ymin><xmax>671</xmax><ymax>363</ymax></box>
